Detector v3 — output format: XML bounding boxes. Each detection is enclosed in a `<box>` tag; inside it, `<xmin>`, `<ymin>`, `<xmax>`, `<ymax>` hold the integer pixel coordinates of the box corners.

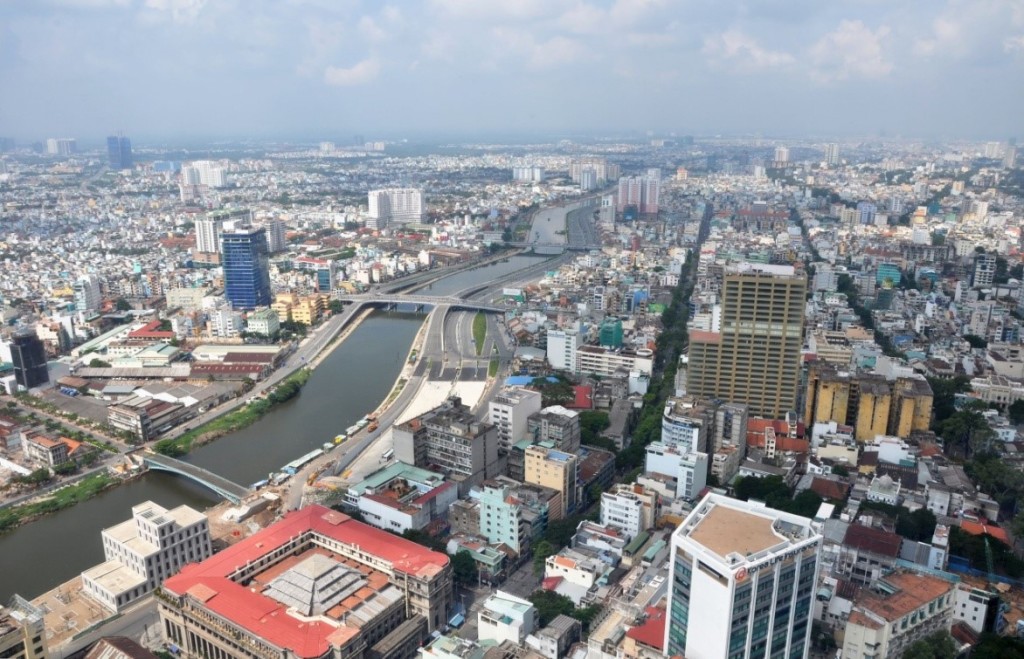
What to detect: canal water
<box><xmin>0</xmin><ymin>254</ymin><xmax>551</xmax><ymax>601</ymax></box>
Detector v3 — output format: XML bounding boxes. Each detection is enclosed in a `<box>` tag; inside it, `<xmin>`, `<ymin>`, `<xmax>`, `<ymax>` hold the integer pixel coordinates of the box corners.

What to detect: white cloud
<box><xmin>358</xmin><ymin>16</ymin><xmax>388</xmax><ymax>43</ymax></box>
<box><xmin>324</xmin><ymin>57</ymin><xmax>380</xmax><ymax>86</ymax></box>
<box><xmin>809</xmin><ymin>20</ymin><xmax>892</xmax><ymax>83</ymax></box>
<box><xmin>703</xmin><ymin>29</ymin><xmax>795</xmax><ymax>72</ymax></box>
<box><xmin>143</xmin><ymin>0</ymin><xmax>206</xmax><ymax>24</ymax></box>
<box><xmin>492</xmin><ymin>28</ymin><xmax>589</xmax><ymax>69</ymax></box>
<box><xmin>1006</xmin><ymin>35</ymin><xmax>1024</xmax><ymax>53</ymax></box>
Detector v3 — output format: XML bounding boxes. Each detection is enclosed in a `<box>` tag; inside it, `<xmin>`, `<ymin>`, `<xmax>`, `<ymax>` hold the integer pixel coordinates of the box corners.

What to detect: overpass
<box><xmin>338</xmin><ymin>293</ymin><xmax>504</xmax><ymax>313</ymax></box>
<box><xmin>143</xmin><ymin>453</ymin><xmax>250</xmax><ymax>504</ymax></box>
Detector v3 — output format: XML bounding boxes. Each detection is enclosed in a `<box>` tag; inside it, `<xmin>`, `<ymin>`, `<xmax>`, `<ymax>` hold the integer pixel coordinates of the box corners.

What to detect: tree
<box><xmin>114</xmin><ymin>297</ymin><xmax>131</xmax><ymax>311</ymax></box>
<box><xmin>528</xmin><ymin>590</ymin><xmax>575</xmax><ymax>626</ymax></box>
<box><xmin>964</xmin><ymin>334</ymin><xmax>989</xmax><ymax>349</ymax></box>
<box><xmin>971</xmin><ymin>633</ymin><xmax>1024</xmax><ymax>659</ymax></box>
<box><xmin>89</xmin><ymin>358</ymin><xmax>112</xmax><ymax>368</ymax></box>
<box><xmin>533</xmin><ymin>540</ymin><xmax>555</xmax><ymax>576</ymax></box>
<box><xmin>328</xmin><ymin>300</ymin><xmax>345</xmax><ymax>314</ymax></box>
<box><xmin>939</xmin><ymin>406</ymin><xmax>996</xmax><ymax>458</ymax></box>
<box><xmin>1009</xmin><ymin>399</ymin><xmax>1024</xmax><ymax>424</ymax></box>
<box><xmin>451</xmin><ymin>550</ymin><xmax>477</xmax><ymax>585</ymax></box>
<box><xmin>901</xmin><ymin>630</ymin><xmax>956</xmax><ymax>658</ymax></box>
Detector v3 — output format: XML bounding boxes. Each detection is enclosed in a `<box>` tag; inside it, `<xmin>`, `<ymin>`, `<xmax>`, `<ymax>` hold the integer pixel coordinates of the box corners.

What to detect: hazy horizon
<box><xmin>2</xmin><ymin>0</ymin><xmax>1023</xmax><ymax>142</ymax></box>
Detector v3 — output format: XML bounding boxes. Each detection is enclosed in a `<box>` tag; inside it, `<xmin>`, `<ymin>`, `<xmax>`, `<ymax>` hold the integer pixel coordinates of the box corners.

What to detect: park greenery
<box><xmin>733</xmin><ymin>475</ymin><xmax>825</xmax><ymax>518</ymax></box>
<box><xmin>473</xmin><ymin>312</ymin><xmax>487</xmax><ymax>356</ymax></box>
<box><xmin>154</xmin><ymin>369</ymin><xmax>311</xmax><ymax>457</ymax></box>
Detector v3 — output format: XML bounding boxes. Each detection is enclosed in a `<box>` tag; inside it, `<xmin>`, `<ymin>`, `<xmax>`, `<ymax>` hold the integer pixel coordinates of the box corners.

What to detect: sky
<box><xmin>1</xmin><ymin>0</ymin><xmax>1023</xmax><ymax>142</ymax></box>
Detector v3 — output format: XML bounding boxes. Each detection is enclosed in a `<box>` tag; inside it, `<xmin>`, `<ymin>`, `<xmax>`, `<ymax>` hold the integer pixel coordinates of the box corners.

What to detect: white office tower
<box><xmin>195</xmin><ymin>216</ymin><xmax>225</xmax><ymax>254</ymax></box>
<box><xmin>579</xmin><ymin>168</ymin><xmax>597</xmax><ymax>191</ymax></box>
<box><xmin>73</xmin><ymin>274</ymin><xmax>103</xmax><ymax>312</ymax></box>
<box><xmin>367</xmin><ymin>188</ymin><xmax>425</xmax><ymax>229</ymax></box>
<box><xmin>513</xmin><ymin>166</ymin><xmax>545</xmax><ymax>183</ymax></box>
<box><xmin>665</xmin><ymin>493</ymin><xmax>822</xmax><ymax>659</ymax></box>
<box><xmin>546</xmin><ymin>327</ymin><xmax>580</xmax><ymax>373</ymax></box>
<box><xmin>824</xmin><ymin>143</ymin><xmax>839</xmax><ymax>166</ymax></box>
<box><xmin>774</xmin><ymin>146</ymin><xmax>790</xmax><ymax>164</ymax></box>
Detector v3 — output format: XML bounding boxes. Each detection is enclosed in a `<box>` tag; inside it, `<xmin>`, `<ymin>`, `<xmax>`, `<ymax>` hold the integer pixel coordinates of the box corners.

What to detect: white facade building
<box><xmin>546</xmin><ymin>328</ymin><xmax>580</xmax><ymax>373</ymax></box>
<box><xmin>489</xmin><ymin>386</ymin><xmax>543</xmax><ymax>451</ymax></box>
<box><xmin>478</xmin><ymin>591</ymin><xmax>537</xmax><ymax>645</ymax></box>
<box><xmin>599</xmin><ymin>483</ymin><xmax>657</xmax><ymax>540</ymax></box>
<box><xmin>367</xmin><ymin>188</ymin><xmax>425</xmax><ymax>229</ymax></box>
<box><xmin>81</xmin><ymin>501</ymin><xmax>211</xmax><ymax>612</ymax></box>
<box><xmin>665</xmin><ymin>493</ymin><xmax>822</xmax><ymax>659</ymax></box>
<box><xmin>645</xmin><ymin>442</ymin><xmax>709</xmax><ymax>500</ymax></box>
<box><xmin>194</xmin><ymin>216</ymin><xmax>225</xmax><ymax>254</ymax></box>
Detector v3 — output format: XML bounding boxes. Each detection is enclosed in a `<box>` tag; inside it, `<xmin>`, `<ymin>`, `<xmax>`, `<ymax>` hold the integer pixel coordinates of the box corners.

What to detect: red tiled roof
<box><xmin>541</xmin><ymin>576</ymin><xmax>563</xmax><ymax>591</ymax></box>
<box><xmin>567</xmin><ymin>386</ymin><xmax>593</xmax><ymax>410</ymax></box>
<box><xmin>689</xmin><ymin>330</ymin><xmax>721</xmax><ymax>343</ymax></box>
<box><xmin>127</xmin><ymin>320</ymin><xmax>175</xmax><ymax>340</ymax></box>
<box><xmin>810</xmin><ymin>477</ymin><xmax>850</xmax><ymax>501</ymax></box>
<box><xmin>959</xmin><ymin>520</ymin><xmax>1010</xmax><ymax>545</ymax></box>
<box><xmin>843</xmin><ymin>524</ymin><xmax>902</xmax><ymax>557</ymax></box>
<box><xmin>626</xmin><ymin>606</ymin><xmax>666</xmax><ymax>651</ymax></box>
<box><xmin>163</xmin><ymin>506</ymin><xmax>449</xmax><ymax>659</ymax></box>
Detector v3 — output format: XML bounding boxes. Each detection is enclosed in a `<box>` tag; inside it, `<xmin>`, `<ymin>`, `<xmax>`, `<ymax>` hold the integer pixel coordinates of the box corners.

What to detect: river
<box><xmin>0</xmin><ymin>253</ymin><xmax>550</xmax><ymax>602</ymax></box>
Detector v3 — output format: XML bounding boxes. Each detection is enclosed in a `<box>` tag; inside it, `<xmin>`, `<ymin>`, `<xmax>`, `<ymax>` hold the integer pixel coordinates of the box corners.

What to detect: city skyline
<box><xmin>1</xmin><ymin>1</ymin><xmax>1023</xmax><ymax>140</ymax></box>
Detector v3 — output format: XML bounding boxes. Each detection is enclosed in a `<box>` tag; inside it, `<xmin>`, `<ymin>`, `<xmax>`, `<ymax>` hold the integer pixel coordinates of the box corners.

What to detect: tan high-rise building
<box><xmin>686</xmin><ymin>263</ymin><xmax>806</xmax><ymax>419</ymax></box>
<box><xmin>804</xmin><ymin>361</ymin><xmax>852</xmax><ymax>427</ymax></box>
<box><xmin>524</xmin><ymin>444</ymin><xmax>579</xmax><ymax>519</ymax></box>
<box><xmin>855</xmin><ymin>378</ymin><xmax>892</xmax><ymax>442</ymax></box>
<box><xmin>889</xmin><ymin>377</ymin><xmax>934</xmax><ymax>438</ymax></box>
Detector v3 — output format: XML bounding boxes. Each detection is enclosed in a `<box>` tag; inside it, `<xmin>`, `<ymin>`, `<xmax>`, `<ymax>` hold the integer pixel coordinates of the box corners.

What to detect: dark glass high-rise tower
<box><xmin>11</xmin><ymin>329</ymin><xmax>49</xmax><ymax>389</ymax></box>
<box><xmin>107</xmin><ymin>135</ymin><xmax>133</xmax><ymax>170</ymax></box>
<box><xmin>221</xmin><ymin>226</ymin><xmax>271</xmax><ymax>310</ymax></box>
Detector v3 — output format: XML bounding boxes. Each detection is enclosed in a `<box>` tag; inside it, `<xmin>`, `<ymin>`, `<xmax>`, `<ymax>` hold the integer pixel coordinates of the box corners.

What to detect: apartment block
<box><xmin>393</xmin><ymin>397</ymin><xmax>500</xmax><ymax>495</ymax></box>
<box><xmin>600</xmin><ymin>483</ymin><xmax>657</xmax><ymax>540</ymax></box>
<box><xmin>488</xmin><ymin>386</ymin><xmax>542</xmax><ymax>452</ymax></box>
<box><xmin>524</xmin><ymin>444</ymin><xmax>579</xmax><ymax>519</ymax></box>
<box><xmin>527</xmin><ymin>405</ymin><xmax>581</xmax><ymax>453</ymax></box>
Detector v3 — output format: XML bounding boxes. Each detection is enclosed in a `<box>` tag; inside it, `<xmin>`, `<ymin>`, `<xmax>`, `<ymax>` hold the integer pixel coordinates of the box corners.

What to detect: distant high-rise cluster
<box><xmin>824</xmin><ymin>142</ymin><xmax>840</xmax><ymax>166</ymax></box>
<box><xmin>570</xmin><ymin>157</ymin><xmax>620</xmax><ymax>184</ymax></box>
<box><xmin>512</xmin><ymin>166</ymin><xmax>545</xmax><ymax>183</ymax></box>
<box><xmin>773</xmin><ymin>145</ymin><xmax>790</xmax><ymax>165</ymax></box>
<box><xmin>46</xmin><ymin>138</ymin><xmax>77</xmax><ymax>156</ymax></box>
<box><xmin>106</xmin><ymin>134</ymin><xmax>133</xmax><ymax>170</ymax></box>
<box><xmin>617</xmin><ymin>174</ymin><xmax>660</xmax><ymax>215</ymax></box>
<box><xmin>367</xmin><ymin>188</ymin><xmax>425</xmax><ymax>229</ymax></box>
<box><xmin>181</xmin><ymin>160</ymin><xmax>228</xmax><ymax>188</ymax></box>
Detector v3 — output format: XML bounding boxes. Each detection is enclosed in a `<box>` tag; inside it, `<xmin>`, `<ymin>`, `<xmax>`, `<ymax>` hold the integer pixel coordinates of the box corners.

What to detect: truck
<box><xmin>367</xmin><ymin>422</ymin><xmax>379</xmax><ymax>432</ymax></box>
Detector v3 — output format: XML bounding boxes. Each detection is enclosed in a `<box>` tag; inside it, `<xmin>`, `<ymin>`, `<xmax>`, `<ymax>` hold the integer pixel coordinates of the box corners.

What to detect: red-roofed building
<box><xmin>624</xmin><ymin>606</ymin><xmax>666</xmax><ymax>658</ymax></box>
<box><xmin>127</xmin><ymin>320</ymin><xmax>176</xmax><ymax>341</ymax></box>
<box><xmin>159</xmin><ymin>505</ymin><xmax>452</xmax><ymax>659</ymax></box>
<box><xmin>959</xmin><ymin>520</ymin><xmax>1011</xmax><ymax>545</ymax></box>
<box><xmin>747</xmin><ymin>417</ymin><xmax>808</xmax><ymax>453</ymax></box>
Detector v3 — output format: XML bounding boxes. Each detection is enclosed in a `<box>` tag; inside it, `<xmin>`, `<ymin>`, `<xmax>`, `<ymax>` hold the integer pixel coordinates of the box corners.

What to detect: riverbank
<box><xmin>0</xmin><ymin>472</ymin><xmax>119</xmax><ymax>534</ymax></box>
<box><xmin>153</xmin><ymin>368</ymin><xmax>312</xmax><ymax>457</ymax></box>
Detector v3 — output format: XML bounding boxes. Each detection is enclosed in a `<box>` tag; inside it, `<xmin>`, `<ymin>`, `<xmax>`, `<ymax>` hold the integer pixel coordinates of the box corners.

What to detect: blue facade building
<box><xmin>221</xmin><ymin>227</ymin><xmax>271</xmax><ymax>310</ymax></box>
<box><xmin>107</xmin><ymin>135</ymin><xmax>133</xmax><ymax>170</ymax></box>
